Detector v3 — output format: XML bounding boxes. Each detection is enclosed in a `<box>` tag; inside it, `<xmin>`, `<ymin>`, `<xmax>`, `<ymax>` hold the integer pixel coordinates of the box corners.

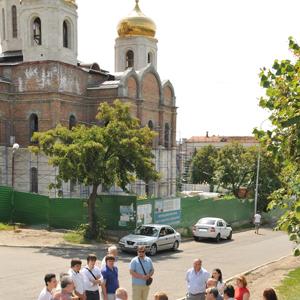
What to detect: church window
<box><xmin>29</xmin><ymin>113</ymin><xmax>38</xmax><ymax>141</ymax></box>
<box><xmin>63</xmin><ymin>20</ymin><xmax>70</xmax><ymax>48</ymax></box>
<box><xmin>126</xmin><ymin>50</ymin><xmax>134</xmax><ymax>68</ymax></box>
<box><xmin>2</xmin><ymin>8</ymin><xmax>6</xmax><ymax>40</ymax></box>
<box><xmin>148</xmin><ymin>120</ymin><xmax>154</xmax><ymax>130</ymax></box>
<box><xmin>148</xmin><ymin>52</ymin><xmax>153</xmax><ymax>64</ymax></box>
<box><xmin>12</xmin><ymin>5</ymin><xmax>17</xmax><ymax>38</ymax></box>
<box><xmin>69</xmin><ymin>115</ymin><xmax>76</xmax><ymax>130</ymax></box>
<box><xmin>33</xmin><ymin>17</ymin><xmax>42</xmax><ymax>45</ymax></box>
<box><xmin>30</xmin><ymin>167</ymin><xmax>38</xmax><ymax>193</ymax></box>
<box><xmin>164</xmin><ymin>123</ymin><xmax>170</xmax><ymax>148</ymax></box>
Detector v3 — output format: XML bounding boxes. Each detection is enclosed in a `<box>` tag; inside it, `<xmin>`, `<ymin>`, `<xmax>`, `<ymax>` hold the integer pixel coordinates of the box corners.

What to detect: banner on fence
<box><xmin>154</xmin><ymin>198</ymin><xmax>181</xmax><ymax>225</ymax></box>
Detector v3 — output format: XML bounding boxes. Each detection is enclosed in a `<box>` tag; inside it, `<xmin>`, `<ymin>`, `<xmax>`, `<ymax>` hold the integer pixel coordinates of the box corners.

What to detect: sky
<box><xmin>76</xmin><ymin>0</ymin><xmax>299</xmax><ymax>139</ymax></box>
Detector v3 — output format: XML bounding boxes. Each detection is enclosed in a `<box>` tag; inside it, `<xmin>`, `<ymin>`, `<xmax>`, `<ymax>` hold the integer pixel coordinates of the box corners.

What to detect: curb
<box><xmin>176</xmin><ymin>254</ymin><xmax>292</xmax><ymax>300</ymax></box>
<box><xmin>0</xmin><ymin>243</ymin><xmax>110</xmax><ymax>251</ymax></box>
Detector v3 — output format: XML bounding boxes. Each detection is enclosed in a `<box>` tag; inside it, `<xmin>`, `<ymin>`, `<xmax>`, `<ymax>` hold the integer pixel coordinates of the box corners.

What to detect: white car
<box><xmin>192</xmin><ymin>217</ymin><xmax>232</xmax><ymax>242</ymax></box>
<box><xmin>119</xmin><ymin>224</ymin><xmax>181</xmax><ymax>256</ymax></box>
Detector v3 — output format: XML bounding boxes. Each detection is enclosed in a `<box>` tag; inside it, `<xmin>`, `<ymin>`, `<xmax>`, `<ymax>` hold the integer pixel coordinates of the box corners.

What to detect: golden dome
<box><xmin>64</xmin><ymin>0</ymin><xmax>77</xmax><ymax>7</ymax></box>
<box><xmin>117</xmin><ymin>0</ymin><xmax>156</xmax><ymax>38</ymax></box>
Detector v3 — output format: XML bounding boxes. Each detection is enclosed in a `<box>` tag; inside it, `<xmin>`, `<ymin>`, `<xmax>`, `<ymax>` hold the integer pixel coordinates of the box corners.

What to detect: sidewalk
<box><xmin>0</xmin><ymin>227</ymin><xmax>110</xmax><ymax>250</ymax></box>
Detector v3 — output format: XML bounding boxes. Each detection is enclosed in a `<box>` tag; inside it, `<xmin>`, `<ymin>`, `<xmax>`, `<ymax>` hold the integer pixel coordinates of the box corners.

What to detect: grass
<box><xmin>276</xmin><ymin>267</ymin><xmax>300</xmax><ymax>300</ymax></box>
<box><xmin>63</xmin><ymin>231</ymin><xmax>88</xmax><ymax>244</ymax></box>
<box><xmin>0</xmin><ymin>223</ymin><xmax>14</xmax><ymax>231</ymax></box>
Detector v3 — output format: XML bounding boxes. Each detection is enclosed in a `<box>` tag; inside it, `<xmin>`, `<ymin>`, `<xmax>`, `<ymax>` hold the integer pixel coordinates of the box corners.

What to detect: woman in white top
<box><xmin>211</xmin><ymin>268</ymin><xmax>225</xmax><ymax>296</ymax></box>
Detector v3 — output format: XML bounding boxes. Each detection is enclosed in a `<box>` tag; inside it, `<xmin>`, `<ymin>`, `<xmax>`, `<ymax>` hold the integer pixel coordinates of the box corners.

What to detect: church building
<box><xmin>0</xmin><ymin>0</ymin><xmax>177</xmax><ymax>198</ymax></box>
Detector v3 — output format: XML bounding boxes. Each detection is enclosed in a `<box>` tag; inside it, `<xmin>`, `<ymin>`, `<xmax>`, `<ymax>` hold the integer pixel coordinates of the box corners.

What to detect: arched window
<box><xmin>63</xmin><ymin>20</ymin><xmax>69</xmax><ymax>48</ymax></box>
<box><xmin>148</xmin><ymin>52</ymin><xmax>153</xmax><ymax>64</ymax></box>
<box><xmin>2</xmin><ymin>8</ymin><xmax>6</xmax><ymax>40</ymax></box>
<box><xmin>29</xmin><ymin>114</ymin><xmax>38</xmax><ymax>141</ymax></box>
<box><xmin>126</xmin><ymin>50</ymin><xmax>134</xmax><ymax>68</ymax></box>
<box><xmin>11</xmin><ymin>5</ymin><xmax>17</xmax><ymax>38</ymax></box>
<box><xmin>164</xmin><ymin>123</ymin><xmax>170</xmax><ymax>148</ymax></box>
<box><xmin>148</xmin><ymin>120</ymin><xmax>154</xmax><ymax>130</ymax></box>
<box><xmin>33</xmin><ymin>17</ymin><xmax>42</xmax><ymax>45</ymax></box>
<box><xmin>30</xmin><ymin>167</ymin><xmax>38</xmax><ymax>193</ymax></box>
<box><xmin>69</xmin><ymin>115</ymin><xmax>76</xmax><ymax>130</ymax></box>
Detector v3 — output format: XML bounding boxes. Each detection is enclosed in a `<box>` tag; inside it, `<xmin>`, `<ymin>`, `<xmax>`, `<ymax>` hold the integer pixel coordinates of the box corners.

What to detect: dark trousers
<box><xmin>86</xmin><ymin>290</ymin><xmax>100</xmax><ymax>300</ymax></box>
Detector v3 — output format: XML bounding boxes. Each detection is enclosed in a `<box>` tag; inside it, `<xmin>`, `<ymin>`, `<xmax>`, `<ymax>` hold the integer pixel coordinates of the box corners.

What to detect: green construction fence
<box><xmin>0</xmin><ymin>186</ymin><xmax>12</xmax><ymax>222</ymax></box>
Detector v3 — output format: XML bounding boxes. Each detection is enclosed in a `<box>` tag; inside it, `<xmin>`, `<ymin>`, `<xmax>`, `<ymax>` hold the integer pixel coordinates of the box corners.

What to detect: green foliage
<box><xmin>257</xmin><ymin>37</ymin><xmax>300</xmax><ymax>253</ymax></box>
<box><xmin>214</xmin><ymin>143</ymin><xmax>256</xmax><ymax>197</ymax></box>
<box><xmin>29</xmin><ymin>100</ymin><xmax>159</xmax><ymax>237</ymax></box>
<box><xmin>190</xmin><ymin>145</ymin><xmax>218</xmax><ymax>191</ymax></box>
<box><xmin>276</xmin><ymin>267</ymin><xmax>300</xmax><ymax>300</ymax></box>
<box><xmin>0</xmin><ymin>223</ymin><xmax>14</xmax><ymax>231</ymax></box>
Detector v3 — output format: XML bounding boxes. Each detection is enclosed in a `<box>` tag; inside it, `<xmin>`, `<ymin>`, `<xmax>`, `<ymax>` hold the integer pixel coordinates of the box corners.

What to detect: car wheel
<box><xmin>215</xmin><ymin>233</ymin><xmax>221</xmax><ymax>243</ymax></box>
<box><xmin>149</xmin><ymin>244</ymin><xmax>157</xmax><ymax>256</ymax></box>
<box><xmin>172</xmin><ymin>240</ymin><xmax>179</xmax><ymax>251</ymax></box>
<box><xmin>227</xmin><ymin>231</ymin><xmax>232</xmax><ymax>240</ymax></box>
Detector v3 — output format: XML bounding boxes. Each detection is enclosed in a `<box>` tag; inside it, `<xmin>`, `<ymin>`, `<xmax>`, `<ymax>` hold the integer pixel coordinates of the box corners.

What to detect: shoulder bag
<box><xmin>138</xmin><ymin>258</ymin><xmax>153</xmax><ymax>286</ymax></box>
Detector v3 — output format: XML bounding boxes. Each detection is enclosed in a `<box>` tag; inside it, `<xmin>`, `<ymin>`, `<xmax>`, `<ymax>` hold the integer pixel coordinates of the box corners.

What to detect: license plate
<box><xmin>199</xmin><ymin>229</ymin><xmax>207</xmax><ymax>232</ymax></box>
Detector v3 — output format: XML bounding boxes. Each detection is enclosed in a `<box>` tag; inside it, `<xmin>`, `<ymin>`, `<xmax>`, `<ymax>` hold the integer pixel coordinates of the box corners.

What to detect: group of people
<box><xmin>185</xmin><ymin>258</ymin><xmax>278</xmax><ymax>300</ymax></box>
<box><xmin>37</xmin><ymin>245</ymin><xmax>278</xmax><ymax>300</ymax></box>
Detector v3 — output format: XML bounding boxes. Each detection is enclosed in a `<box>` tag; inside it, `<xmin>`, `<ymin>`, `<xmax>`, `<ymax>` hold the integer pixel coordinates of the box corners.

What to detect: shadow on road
<box><xmin>194</xmin><ymin>238</ymin><xmax>234</xmax><ymax>244</ymax></box>
<box><xmin>37</xmin><ymin>246</ymin><xmax>183</xmax><ymax>264</ymax></box>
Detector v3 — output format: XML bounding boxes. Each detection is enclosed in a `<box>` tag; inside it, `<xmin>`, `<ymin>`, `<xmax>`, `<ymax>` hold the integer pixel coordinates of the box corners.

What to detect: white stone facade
<box><xmin>0</xmin><ymin>0</ymin><xmax>78</xmax><ymax>65</ymax></box>
<box><xmin>115</xmin><ymin>36</ymin><xmax>158</xmax><ymax>72</ymax></box>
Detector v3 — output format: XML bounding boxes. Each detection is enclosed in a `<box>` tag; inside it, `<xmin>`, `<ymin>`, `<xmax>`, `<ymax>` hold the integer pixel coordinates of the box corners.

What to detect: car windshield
<box><xmin>134</xmin><ymin>226</ymin><xmax>159</xmax><ymax>237</ymax></box>
<box><xmin>198</xmin><ymin>218</ymin><xmax>216</xmax><ymax>225</ymax></box>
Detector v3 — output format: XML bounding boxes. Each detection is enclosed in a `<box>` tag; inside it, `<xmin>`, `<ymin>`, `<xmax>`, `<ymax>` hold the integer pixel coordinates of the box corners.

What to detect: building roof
<box><xmin>186</xmin><ymin>136</ymin><xmax>257</xmax><ymax>144</ymax></box>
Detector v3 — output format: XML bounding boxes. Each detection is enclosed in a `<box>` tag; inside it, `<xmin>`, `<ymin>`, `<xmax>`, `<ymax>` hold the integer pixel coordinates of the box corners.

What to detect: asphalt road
<box><xmin>0</xmin><ymin>228</ymin><xmax>293</xmax><ymax>300</ymax></box>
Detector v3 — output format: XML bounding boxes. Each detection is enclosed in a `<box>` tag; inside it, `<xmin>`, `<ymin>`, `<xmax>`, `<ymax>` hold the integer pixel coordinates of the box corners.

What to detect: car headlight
<box><xmin>136</xmin><ymin>242</ymin><xmax>148</xmax><ymax>245</ymax></box>
<box><xmin>119</xmin><ymin>239</ymin><xmax>125</xmax><ymax>243</ymax></box>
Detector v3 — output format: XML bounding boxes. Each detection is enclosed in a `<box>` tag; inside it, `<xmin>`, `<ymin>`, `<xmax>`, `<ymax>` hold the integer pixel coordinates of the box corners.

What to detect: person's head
<box><xmin>87</xmin><ymin>254</ymin><xmax>97</xmax><ymax>268</ymax></box>
<box><xmin>263</xmin><ymin>288</ymin><xmax>278</xmax><ymax>300</ymax></box>
<box><xmin>71</xmin><ymin>258</ymin><xmax>82</xmax><ymax>272</ymax></box>
<box><xmin>154</xmin><ymin>291</ymin><xmax>168</xmax><ymax>300</ymax></box>
<box><xmin>108</xmin><ymin>245</ymin><xmax>118</xmax><ymax>257</ymax></box>
<box><xmin>105</xmin><ymin>254</ymin><xmax>115</xmax><ymax>268</ymax></box>
<box><xmin>207</xmin><ymin>278</ymin><xmax>217</xmax><ymax>288</ymax></box>
<box><xmin>60</xmin><ymin>276</ymin><xmax>74</xmax><ymax>293</ymax></box>
<box><xmin>212</xmin><ymin>268</ymin><xmax>223</xmax><ymax>283</ymax></box>
<box><xmin>193</xmin><ymin>258</ymin><xmax>202</xmax><ymax>272</ymax></box>
<box><xmin>236</xmin><ymin>275</ymin><xmax>247</xmax><ymax>288</ymax></box>
<box><xmin>137</xmin><ymin>246</ymin><xmax>146</xmax><ymax>258</ymax></box>
<box><xmin>115</xmin><ymin>287</ymin><xmax>128</xmax><ymax>300</ymax></box>
<box><xmin>59</xmin><ymin>272</ymin><xmax>69</xmax><ymax>281</ymax></box>
<box><xmin>205</xmin><ymin>288</ymin><xmax>219</xmax><ymax>300</ymax></box>
<box><xmin>44</xmin><ymin>273</ymin><xmax>57</xmax><ymax>289</ymax></box>
<box><xmin>223</xmin><ymin>285</ymin><xmax>235</xmax><ymax>299</ymax></box>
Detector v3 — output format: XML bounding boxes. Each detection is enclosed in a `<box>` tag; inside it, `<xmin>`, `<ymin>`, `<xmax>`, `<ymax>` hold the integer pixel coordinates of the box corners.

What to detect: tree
<box><xmin>256</xmin><ymin>37</ymin><xmax>300</xmax><ymax>255</ymax></box>
<box><xmin>30</xmin><ymin>100</ymin><xmax>159</xmax><ymax>237</ymax></box>
<box><xmin>214</xmin><ymin>143</ymin><xmax>256</xmax><ymax>197</ymax></box>
<box><xmin>190</xmin><ymin>145</ymin><xmax>218</xmax><ymax>192</ymax></box>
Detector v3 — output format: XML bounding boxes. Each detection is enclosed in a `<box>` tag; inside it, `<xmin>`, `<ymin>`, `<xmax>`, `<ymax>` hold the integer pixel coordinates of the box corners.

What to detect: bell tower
<box><xmin>0</xmin><ymin>0</ymin><xmax>78</xmax><ymax>65</ymax></box>
<box><xmin>115</xmin><ymin>0</ymin><xmax>158</xmax><ymax>72</ymax></box>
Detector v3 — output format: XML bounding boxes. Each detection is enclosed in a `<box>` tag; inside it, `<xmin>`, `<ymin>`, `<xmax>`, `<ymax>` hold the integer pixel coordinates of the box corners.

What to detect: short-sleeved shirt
<box><xmin>101</xmin><ymin>265</ymin><xmax>119</xmax><ymax>294</ymax></box>
<box><xmin>80</xmin><ymin>265</ymin><xmax>103</xmax><ymax>291</ymax></box>
<box><xmin>254</xmin><ymin>214</ymin><xmax>261</xmax><ymax>223</ymax></box>
<box><xmin>130</xmin><ymin>256</ymin><xmax>154</xmax><ymax>286</ymax></box>
<box><xmin>37</xmin><ymin>287</ymin><xmax>53</xmax><ymax>300</ymax></box>
<box><xmin>68</xmin><ymin>269</ymin><xmax>85</xmax><ymax>294</ymax></box>
<box><xmin>186</xmin><ymin>268</ymin><xmax>210</xmax><ymax>294</ymax></box>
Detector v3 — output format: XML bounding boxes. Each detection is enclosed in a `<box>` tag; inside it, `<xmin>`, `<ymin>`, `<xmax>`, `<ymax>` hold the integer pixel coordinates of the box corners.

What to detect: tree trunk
<box><xmin>209</xmin><ymin>184</ymin><xmax>214</xmax><ymax>192</ymax></box>
<box><xmin>88</xmin><ymin>184</ymin><xmax>98</xmax><ymax>237</ymax></box>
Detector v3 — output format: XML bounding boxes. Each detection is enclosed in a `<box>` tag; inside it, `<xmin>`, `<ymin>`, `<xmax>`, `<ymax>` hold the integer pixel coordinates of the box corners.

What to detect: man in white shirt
<box><xmin>80</xmin><ymin>254</ymin><xmax>107</xmax><ymax>300</ymax></box>
<box><xmin>37</xmin><ymin>273</ymin><xmax>58</xmax><ymax>300</ymax></box>
<box><xmin>254</xmin><ymin>211</ymin><xmax>262</xmax><ymax>234</ymax></box>
<box><xmin>186</xmin><ymin>258</ymin><xmax>210</xmax><ymax>300</ymax></box>
<box><xmin>68</xmin><ymin>258</ymin><xmax>86</xmax><ymax>300</ymax></box>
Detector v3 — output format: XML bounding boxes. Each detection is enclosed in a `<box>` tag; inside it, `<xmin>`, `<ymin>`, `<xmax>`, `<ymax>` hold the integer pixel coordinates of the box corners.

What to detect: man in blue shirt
<box><xmin>101</xmin><ymin>255</ymin><xmax>119</xmax><ymax>300</ymax></box>
<box><xmin>129</xmin><ymin>246</ymin><xmax>154</xmax><ymax>300</ymax></box>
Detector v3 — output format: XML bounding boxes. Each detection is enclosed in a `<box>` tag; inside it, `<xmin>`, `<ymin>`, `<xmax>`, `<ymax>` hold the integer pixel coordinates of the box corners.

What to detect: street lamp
<box><xmin>12</xmin><ymin>143</ymin><xmax>19</xmax><ymax>188</ymax></box>
<box><xmin>254</xmin><ymin>120</ymin><xmax>269</xmax><ymax>215</ymax></box>
<box><xmin>11</xmin><ymin>143</ymin><xmax>19</xmax><ymax>228</ymax></box>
